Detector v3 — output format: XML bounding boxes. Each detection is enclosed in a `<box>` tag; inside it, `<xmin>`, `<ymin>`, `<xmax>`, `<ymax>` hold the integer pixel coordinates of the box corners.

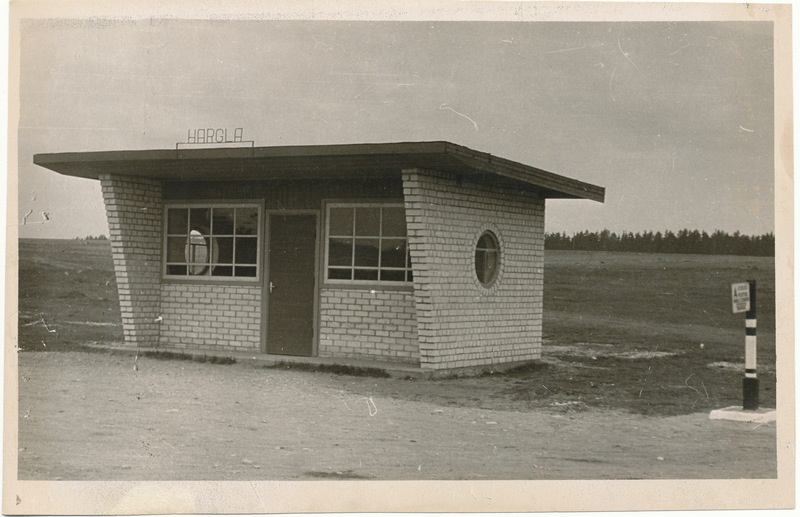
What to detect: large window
<box><xmin>164</xmin><ymin>204</ymin><xmax>260</xmax><ymax>279</ymax></box>
<box><xmin>326</xmin><ymin>204</ymin><xmax>412</xmax><ymax>284</ymax></box>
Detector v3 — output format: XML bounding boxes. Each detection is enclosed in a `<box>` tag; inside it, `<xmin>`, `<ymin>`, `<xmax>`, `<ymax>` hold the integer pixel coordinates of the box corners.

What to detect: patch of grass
<box><xmin>141</xmin><ymin>351</ymin><xmax>236</xmax><ymax>365</ymax></box>
<box><xmin>269</xmin><ymin>361</ymin><xmax>390</xmax><ymax>378</ymax></box>
<box><xmin>499</xmin><ymin>361</ymin><xmax>551</xmax><ymax>376</ymax></box>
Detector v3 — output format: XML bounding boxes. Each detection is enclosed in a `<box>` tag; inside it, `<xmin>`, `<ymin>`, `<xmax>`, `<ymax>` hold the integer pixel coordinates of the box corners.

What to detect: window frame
<box><xmin>475</xmin><ymin>230</ymin><xmax>500</xmax><ymax>289</ymax></box>
<box><xmin>474</xmin><ymin>229</ymin><xmax>502</xmax><ymax>290</ymax></box>
<box><xmin>323</xmin><ymin>201</ymin><xmax>413</xmax><ymax>288</ymax></box>
<box><xmin>162</xmin><ymin>201</ymin><xmax>263</xmax><ymax>283</ymax></box>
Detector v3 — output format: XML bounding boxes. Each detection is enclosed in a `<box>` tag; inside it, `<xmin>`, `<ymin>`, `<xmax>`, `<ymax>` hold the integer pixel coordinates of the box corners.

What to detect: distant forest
<box><xmin>545</xmin><ymin>229</ymin><xmax>775</xmax><ymax>257</ymax></box>
<box><xmin>77</xmin><ymin>229</ymin><xmax>774</xmax><ymax>257</ymax></box>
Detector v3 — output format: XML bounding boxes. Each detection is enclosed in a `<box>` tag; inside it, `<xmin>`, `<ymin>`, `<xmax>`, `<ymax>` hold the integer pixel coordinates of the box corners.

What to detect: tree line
<box><xmin>545</xmin><ymin>229</ymin><xmax>774</xmax><ymax>256</ymax></box>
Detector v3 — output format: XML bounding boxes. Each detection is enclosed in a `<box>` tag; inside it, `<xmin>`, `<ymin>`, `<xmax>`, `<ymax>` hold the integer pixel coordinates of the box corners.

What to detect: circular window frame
<box><xmin>473</xmin><ymin>227</ymin><xmax>504</xmax><ymax>293</ymax></box>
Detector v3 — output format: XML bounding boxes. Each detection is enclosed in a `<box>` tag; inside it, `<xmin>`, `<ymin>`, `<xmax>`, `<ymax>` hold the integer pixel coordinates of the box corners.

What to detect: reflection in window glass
<box><xmin>213</xmin><ymin>208</ymin><xmax>235</xmax><ymax>235</ymax></box>
<box><xmin>380</xmin><ymin>239</ymin><xmax>406</xmax><ymax>268</ymax></box>
<box><xmin>326</xmin><ymin>205</ymin><xmax>412</xmax><ymax>284</ymax></box>
<box><xmin>190</xmin><ymin>208</ymin><xmax>211</xmax><ymax>232</ymax></box>
<box><xmin>236</xmin><ymin>207</ymin><xmax>259</xmax><ymax>235</ymax></box>
<box><xmin>328</xmin><ymin>238</ymin><xmax>353</xmax><ymax>267</ymax></box>
<box><xmin>354</xmin><ymin>239</ymin><xmax>380</xmax><ymax>267</ymax></box>
<box><xmin>165</xmin><ymin>204</ymin><xmax>261</xmax><ymax>280</ymax></box>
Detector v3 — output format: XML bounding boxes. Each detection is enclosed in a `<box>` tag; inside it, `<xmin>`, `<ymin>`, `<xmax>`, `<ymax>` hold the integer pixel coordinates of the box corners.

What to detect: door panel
<box><xmin>266</xmin><ymin>214</ymin><xmax>317</xmax><ymax>356</ymax></box>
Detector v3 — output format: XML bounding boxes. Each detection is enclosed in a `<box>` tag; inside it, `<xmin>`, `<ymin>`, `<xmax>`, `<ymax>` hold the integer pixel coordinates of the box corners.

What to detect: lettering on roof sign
<box><xmin>185</xmin><ymin>128</ymin><xmax>244</xmax><ymax>144</ymax></box>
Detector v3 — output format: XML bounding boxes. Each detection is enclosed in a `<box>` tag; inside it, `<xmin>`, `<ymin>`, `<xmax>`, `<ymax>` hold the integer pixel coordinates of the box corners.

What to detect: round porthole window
<box><xmin>475</xmin><ymin>230</ymin><xmax>500</xmax><ymax>287</ymax></box>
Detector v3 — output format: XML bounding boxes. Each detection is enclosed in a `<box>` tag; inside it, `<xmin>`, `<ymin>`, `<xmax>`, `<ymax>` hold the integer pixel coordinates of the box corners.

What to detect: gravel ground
<box><xmin>17</xmin><ymin>351</ymin><xmax>777</xmax><ymax>481</ymax></box>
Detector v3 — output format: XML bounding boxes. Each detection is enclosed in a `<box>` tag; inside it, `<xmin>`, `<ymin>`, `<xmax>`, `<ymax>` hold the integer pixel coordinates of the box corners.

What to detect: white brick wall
<box><xmin>159</xmin><ymin>284</ymin><xmax>262</xmax><ymax>352</ymax></box>
<box><xmin>99</xmin><ymin>170</ymin><xmax>545</xmax><ymax>370</ymax></box>
<box><xmin>403</xmin><ymin>169</ymin><xmax>545</xmax><ymax>370</ymax></box>
<box><xmin>318</xmin><ymin>288</ymin><xmax>419</xmax><ymax>363</ymax></box>
<box><xmin>100</xmin><ymin>175</ymin><xmax>162</xmax><ymax>346</ymax></box>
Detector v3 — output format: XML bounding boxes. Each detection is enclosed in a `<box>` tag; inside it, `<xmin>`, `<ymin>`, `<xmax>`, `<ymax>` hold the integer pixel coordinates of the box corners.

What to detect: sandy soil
<box><xmin>17</xmin><ymin>351</ymin><xmax>776</xmax><ymax>480</ymax></box>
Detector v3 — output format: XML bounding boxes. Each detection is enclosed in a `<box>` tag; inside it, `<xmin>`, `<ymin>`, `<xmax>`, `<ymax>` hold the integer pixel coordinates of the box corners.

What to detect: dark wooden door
<box><xmin>266</xmin><ymin>214</ymin><xmax>317</xmax><ymax>356</ymax></box>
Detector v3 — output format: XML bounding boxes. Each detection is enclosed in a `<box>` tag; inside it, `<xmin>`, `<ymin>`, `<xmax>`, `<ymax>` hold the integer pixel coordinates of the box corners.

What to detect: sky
<box><xmin>15</xmin><ymin>16</ymin><xmax>775</xmax><ymax>239</ymax></box>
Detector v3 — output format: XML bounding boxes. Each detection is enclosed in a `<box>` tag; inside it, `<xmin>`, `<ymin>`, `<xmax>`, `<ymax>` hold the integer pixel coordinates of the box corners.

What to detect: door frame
<box><xmin>262</xmin><ymin>209</ymin><xmax>321</xmax><ymax>356</ymax></box>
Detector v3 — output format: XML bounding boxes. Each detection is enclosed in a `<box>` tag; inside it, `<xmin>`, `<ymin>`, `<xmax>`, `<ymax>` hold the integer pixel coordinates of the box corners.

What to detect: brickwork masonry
<box><xmin>99</xmin><ymin>175</ymin><xmax>163</xmax><ymax>347</ymax></box>
<box><xmin>160</xmin><ymin>284</ymin><xmax>262</xmax><ymax>352</ymax></box>
<box><xmin>318</xmin><ymin>288</ymin><xmax>419</xmax><ymax>364</ymax></box>
<box><xmin>402</xmin><ymin>169</ymin><xmax>546</xmax><ymax>371</ymax></box>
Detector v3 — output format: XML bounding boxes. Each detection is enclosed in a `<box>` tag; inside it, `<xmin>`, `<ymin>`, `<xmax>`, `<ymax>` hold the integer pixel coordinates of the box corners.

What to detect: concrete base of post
<box><xmin>709</xmin><ymin>405</ymin><xmax>776</xmax><ymax>423</ymax></box>
<box><xmin>742</xmin><ymin>377</ymin><xmax>759</xmax><ymax>410</ymax></box>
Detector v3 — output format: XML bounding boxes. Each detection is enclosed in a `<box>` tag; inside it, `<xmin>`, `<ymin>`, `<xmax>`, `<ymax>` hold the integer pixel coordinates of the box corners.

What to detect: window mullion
<box><xmin>350</xmin><ymin>209</ymin><xmax>356</xmax><ymax>277</ymax></box>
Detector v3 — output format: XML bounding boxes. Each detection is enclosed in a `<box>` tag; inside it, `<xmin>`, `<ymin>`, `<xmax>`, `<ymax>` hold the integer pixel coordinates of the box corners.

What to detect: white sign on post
<box><xmin>731</xmin><ymin>282</ymin><xmax>751</xmax><ymax>314</ymax></box>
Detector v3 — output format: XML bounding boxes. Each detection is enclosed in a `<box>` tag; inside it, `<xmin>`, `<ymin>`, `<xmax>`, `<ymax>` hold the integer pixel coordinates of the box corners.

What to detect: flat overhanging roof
<box><xmin>33</xmin><ymin>141</ymin><xmax>605</xmax><ymax>202</ymax></box>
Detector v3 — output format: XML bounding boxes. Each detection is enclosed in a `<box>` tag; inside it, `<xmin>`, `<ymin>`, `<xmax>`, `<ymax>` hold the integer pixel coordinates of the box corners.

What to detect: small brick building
<box><xmin>34</xmin><ymin>141</ymin><xmax>604</xmax><ymax>372</ymax></box>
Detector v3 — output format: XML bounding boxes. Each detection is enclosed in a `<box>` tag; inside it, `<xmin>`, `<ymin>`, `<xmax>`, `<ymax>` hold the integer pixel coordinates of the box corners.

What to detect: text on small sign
<box><xmin>731</xmin><ymin>282</ymin><xmax>750</xmax><ymax>314</ymax></box>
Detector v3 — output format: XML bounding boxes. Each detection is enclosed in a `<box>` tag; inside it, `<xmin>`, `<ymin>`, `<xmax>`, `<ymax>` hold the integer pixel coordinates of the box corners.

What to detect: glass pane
<box><xmin>235</xmin><ymin>266</ymin><xmax>258</xmax><ymax>277</ymax></box>
<box><xmin>354</xmin><ymin>269</ymin><xmax>379</xmax><ymax>281</ymax></box>
<box><xmin>476</xmin><ymin>250</ymin><xmax>499</xmax><ymax>285</ymax></box>
<box><xmin>477</xmin><ymin>233</ymin><xmax>495</xmax><ymax>251</ymax></box>
<box><xmin>355</xmin><ymin>207</ymin><xmax>380</xmax><ymax>236</ymax></box>
<box><xmin>236</xmin><ymin>207</ymin><xmax>259</xmax><ymax>235</ymax></box>
<box><xmin>189</xmin><ymin>208</ymin><xmax>211</xmax><ymax>233</ymax></box>
<box><xmin>215</xmin><ymin>237</ymin><xmax>234</xmax><ymax>264</ymax></box>
<box><xmin>167</xmin><ymin>208</ymin><xmax>188</xmax><ymax>234</ymax></box>
<box><xmin>380</xmin><ymin>270</ymin><xmax>405</xmax><ymax>282</ymax></box>
<box><xmin>167</xmin><ymin>236</ymin><xmax>186</xmax><ymax>262</ymax></box>
<box><xmin>382</xmin><ymin>207</ymin><xmax>407</xmax><ymax>237</ymax></box>
<box><xmin>328</xmin><ymin>238</ymin><xmax>353</xmax><ymax>267</ymax></box>
<box><xmin>354</xmin><ymin>238</ymin><xmax>379</xmax><ymax>267</ymax></box>
<box><xmin>381</xmin><ymin>239</ymin><xmax>406</xmax><ymax>268</ymax></box>
<box><xmin>212</xmin><ymin>208</ymin><xmax>235</xmax><ymax>235</ymax></box>
<box><xmin>328</xmin><ymin>268</ymin><xmax>352</xmax><ymax>280</ymax></box>
<box><xmin>167</xmin><ymin>264</ymin><xmax>187</xmax><ymax>275</ymax></box>
<box><xmin>212</xmin><ymin>265</ymin><xmax>233</xmax><ymax>277</ymax></box>
<box><xmin>329</xmin><ymin>207</ymin><xmax>354</xmax><ymax>236</ymax></box>
<box><xmin>484</xmin><ymin>251</ymin><xmax>499</xmax><ymax>282</ymax></box>
<box><xmin>235</xmin><ymin>237</ymin><xmax>258</xmax><ymax>264</ymax></box>
<box><xmin>475</xmin><ymin>250</ymin><xmax>487</xmax><ymax>283</ymax></box>
<box><xmin>406</xmin><ymin>269</ymin><xmax>414</xmax><ymax>282</ymax></box>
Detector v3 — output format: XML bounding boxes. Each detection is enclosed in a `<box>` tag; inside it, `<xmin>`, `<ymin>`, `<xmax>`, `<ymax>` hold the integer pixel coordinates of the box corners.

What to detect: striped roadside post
<box><xmin>742</xmin><ymin>280</ymin><xmax>758</xmax><ymax>410</ymax></box>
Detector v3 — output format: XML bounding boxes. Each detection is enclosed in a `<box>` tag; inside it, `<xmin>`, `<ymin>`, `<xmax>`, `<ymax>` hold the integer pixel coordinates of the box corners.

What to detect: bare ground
<box><xmin>17</xmin><ymin>350</ymin><xmax>776</xmax><ymax>480</ymax></box>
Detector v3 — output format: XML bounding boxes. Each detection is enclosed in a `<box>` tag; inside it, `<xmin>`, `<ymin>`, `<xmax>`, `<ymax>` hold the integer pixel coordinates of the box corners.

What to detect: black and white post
<box><xmin>742</xmin><ymin>280</ymin><xmax>758</xmax><ymax>410</ymax></box>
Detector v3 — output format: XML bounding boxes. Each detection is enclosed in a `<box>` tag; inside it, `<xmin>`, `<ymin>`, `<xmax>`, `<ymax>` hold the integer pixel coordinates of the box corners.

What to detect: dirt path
<box><xmin>17</xmin><ymin>351</ymin><xmax>776</xmax><ymax>480</ymax></box>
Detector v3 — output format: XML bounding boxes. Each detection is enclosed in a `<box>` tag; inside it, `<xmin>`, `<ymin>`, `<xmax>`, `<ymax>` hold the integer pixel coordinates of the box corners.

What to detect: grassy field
<box><xmin>16</xmin><ymin>239</ymin><xmax>777</xmax><ymax>415</ymax></box>
<box><xmin>18</xmin><ymin>239</ymin><xmax>122</xmax><ymax>350</ymax></box>
<box><xmin>539</xmin><ymin>250</ymin><xmax>776</xmax><ymax>415</ymax></box>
